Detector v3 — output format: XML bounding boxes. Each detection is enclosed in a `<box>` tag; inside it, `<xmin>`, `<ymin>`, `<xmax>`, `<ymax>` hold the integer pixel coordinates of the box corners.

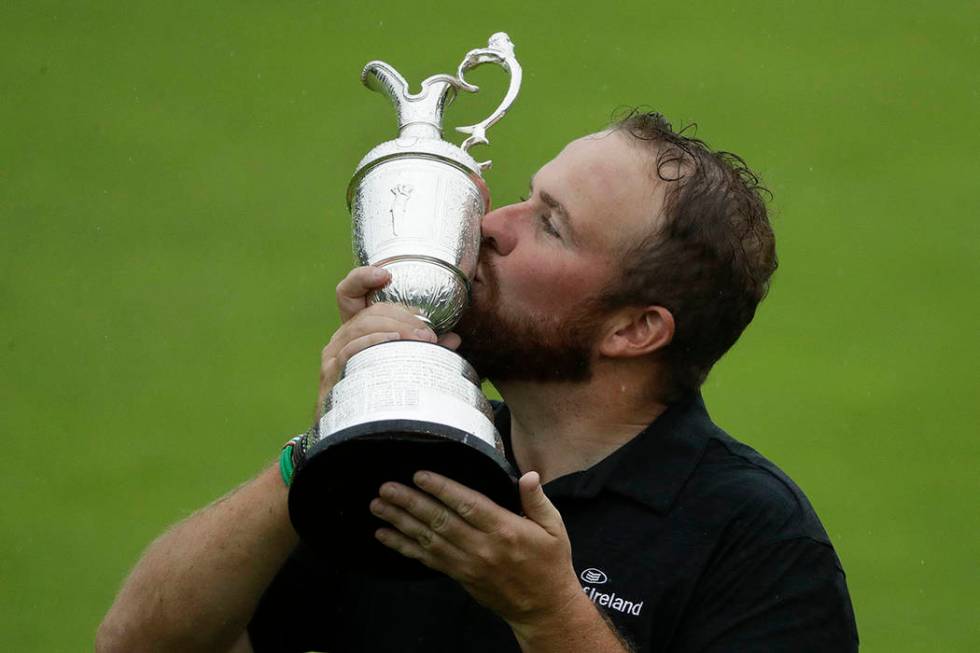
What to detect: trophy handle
<box><xmin>453</xmin><ymin>32</ymin><xmax>522</xmax><ymax>170</ymax></box>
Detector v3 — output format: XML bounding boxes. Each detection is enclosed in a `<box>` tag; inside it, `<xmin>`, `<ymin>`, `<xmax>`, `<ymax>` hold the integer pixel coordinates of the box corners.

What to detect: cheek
<box><xmin>503</xmin><ymin>257</ymin><xmax>602</xmax><ymax>314</ymax></box>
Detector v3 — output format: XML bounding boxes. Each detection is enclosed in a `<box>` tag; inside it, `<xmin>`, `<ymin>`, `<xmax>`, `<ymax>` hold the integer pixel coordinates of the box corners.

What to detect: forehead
<box><xmin>534</xmin><ymin>131</ymin><xmax>664</xmax><ymax>253</ymax></box>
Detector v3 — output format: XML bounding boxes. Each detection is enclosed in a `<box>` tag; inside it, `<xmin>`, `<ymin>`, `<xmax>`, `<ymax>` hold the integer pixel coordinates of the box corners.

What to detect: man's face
<box><xmin>456</xmin><ymin>130</ymin><xmax>661</xmax><ymax>382</ymax></box>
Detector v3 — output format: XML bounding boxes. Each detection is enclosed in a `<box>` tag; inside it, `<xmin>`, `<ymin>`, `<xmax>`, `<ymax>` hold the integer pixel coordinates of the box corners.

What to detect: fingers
<box><xmin>518</xmin><ymin>472</ymin><xmax>564</xmax><ymax>536</ymax></box>
<box><xmin>412</xmin><ymin>471</ymin><xmax>506</xmax><ymax>532</ymax></box>
<box><xmin>375</xmin><ymin>481</ymin><xmax>480</xmax><ymax>545</ymax></box>
<box><xmin>323</xmin><ymin>306</ymin><xmax>435</xmax><ymax>361</ymax></box>
<box><xmin>336</xmin><ymin>331</ymin><xmax>401</xmax><ymax>368</ymax></box>
<box><xmin>374</xmin><ymin>528</ymin><xmax>449</xmax><ymax>576</ymax></box>
<box><xmin>371</xmin><ymin>488</ymin><xmax>469</xmax><ymax>560</ymax></box>
<box><xmin>330</xmin><ymin>320</ymin><xmax>435</xmax><ymax>365</ymax></box>
<box><xmin>336</xmin><ymin>266</ymin><xmax>390</xmax><ymax>322</ymax></box>
<box><xmin>332</xmin><ymin>303</ymin><xmax>434</xmax><ymax>342</ymax></box>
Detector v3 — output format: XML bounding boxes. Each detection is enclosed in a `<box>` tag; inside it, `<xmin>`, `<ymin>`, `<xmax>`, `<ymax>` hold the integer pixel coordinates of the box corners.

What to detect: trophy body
<box><xmin>288</xmin><ymin>34</ymin><xmax>522</xmax><ymax>576</ymax></box>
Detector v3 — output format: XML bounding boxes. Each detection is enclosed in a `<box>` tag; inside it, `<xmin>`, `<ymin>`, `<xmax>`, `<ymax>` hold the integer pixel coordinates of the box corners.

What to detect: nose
<box><xmin>479</xmin><ymin>202</ymin><xmax>522</xmax><ymax>256</ymax></box>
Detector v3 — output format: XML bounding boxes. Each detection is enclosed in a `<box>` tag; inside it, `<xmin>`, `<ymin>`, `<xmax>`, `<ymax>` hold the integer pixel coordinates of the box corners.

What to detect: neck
<box><xmin>494</xmin><ymin>360</ymin><xmax>668</xmax><ymax>484</ymax></box>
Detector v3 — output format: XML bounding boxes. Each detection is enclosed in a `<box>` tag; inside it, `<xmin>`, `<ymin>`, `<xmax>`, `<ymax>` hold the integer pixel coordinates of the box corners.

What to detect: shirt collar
<box><xmin>494</xmin><ymin>394</ymin><xmax>718</xmax><ymax>514</ymax></box>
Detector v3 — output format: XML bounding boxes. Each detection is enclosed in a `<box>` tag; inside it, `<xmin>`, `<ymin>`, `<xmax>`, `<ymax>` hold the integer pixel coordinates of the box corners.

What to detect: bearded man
<box><xmin>98</xmin><ymin>112</ymin><xmax>858</xmax><ymax>652</ymax></box>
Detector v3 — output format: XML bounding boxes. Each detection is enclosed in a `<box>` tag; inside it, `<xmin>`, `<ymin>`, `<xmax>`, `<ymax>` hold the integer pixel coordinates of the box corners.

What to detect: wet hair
<box><xmin>603</xmin><ymin>109</ymin><xmax>778</xmax><ymax>401</ymax></box>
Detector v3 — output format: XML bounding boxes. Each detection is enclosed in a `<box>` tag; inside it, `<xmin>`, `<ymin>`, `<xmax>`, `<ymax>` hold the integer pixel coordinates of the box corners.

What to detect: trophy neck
<box><xmin>362</xmin><ymin>62</ymin><xmax>458</xmax><ymax>143</ymax></box>
<box><xmin>399</xmin><ymin>123</ymin><xmax>442</xmax><ymax>140</ymax></box>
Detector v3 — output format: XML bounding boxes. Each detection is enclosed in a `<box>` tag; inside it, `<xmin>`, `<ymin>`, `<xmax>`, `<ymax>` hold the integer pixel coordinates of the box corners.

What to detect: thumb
<box><xmin>519</xmin><ymin>471</ymin><xmax>563</xmax><ymax>535</ymax></box>
<box><xmin>437</xmin><ymin>331</ymin><xmax>462</xmax><ymax>350</ymax></box>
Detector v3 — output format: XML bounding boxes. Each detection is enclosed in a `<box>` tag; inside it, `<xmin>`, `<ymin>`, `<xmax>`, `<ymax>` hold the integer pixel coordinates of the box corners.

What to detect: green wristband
<box><xmin>279</xmin><ymin>437</ymin><xmax>299</xmax><ymax>487</ymax></box>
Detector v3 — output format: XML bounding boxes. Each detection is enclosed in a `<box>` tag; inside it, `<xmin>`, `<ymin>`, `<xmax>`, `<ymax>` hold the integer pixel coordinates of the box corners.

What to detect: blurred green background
<box><xmin>2</xmin><ymin>1</ymin><xmax>977</xmax><ymax>650</ymax></box>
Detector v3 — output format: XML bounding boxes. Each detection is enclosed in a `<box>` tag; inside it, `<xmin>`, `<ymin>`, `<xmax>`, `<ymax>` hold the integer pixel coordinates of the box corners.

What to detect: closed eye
<box><xmin>539</xmin><ymin>213</ymin><xmax>560</xmax><ymax>237</ymax></box>
<box><xmin>520</xmin><ymin>194</ymin><xmax>560</xmax><ymax>239</ymax></box>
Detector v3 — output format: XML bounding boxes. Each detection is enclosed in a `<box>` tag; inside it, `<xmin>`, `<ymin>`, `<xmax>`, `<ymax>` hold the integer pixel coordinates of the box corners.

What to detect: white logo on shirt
<box><xmin>580</xmin><ymin>567</ymin><xmax>608</xmax><ymax>584</ymax></box>
<box><xmin>579</xmin><ymin>566</ymin><xmax>644</xmax><ymax>616</ymax></box>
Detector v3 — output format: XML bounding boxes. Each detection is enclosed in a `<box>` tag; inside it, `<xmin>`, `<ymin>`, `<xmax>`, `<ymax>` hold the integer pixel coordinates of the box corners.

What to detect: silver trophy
<box><xmin>289</xmin><ymin>34</ymin><xmax>522</xmax><ymax>575</ymax></box>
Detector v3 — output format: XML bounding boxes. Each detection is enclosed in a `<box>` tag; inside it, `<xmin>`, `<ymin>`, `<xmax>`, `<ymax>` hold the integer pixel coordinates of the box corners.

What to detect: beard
<box><xmin>455</xmin><ymin>256</ymin><xmax>607</xmax><ymax>384</ymax></box>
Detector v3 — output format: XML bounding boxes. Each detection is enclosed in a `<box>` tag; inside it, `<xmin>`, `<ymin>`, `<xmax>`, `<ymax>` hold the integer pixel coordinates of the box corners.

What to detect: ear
<box><xmin>598</xmin><ymin>306</ymin><xmax>675</xmax><ymax>358</ymax></box>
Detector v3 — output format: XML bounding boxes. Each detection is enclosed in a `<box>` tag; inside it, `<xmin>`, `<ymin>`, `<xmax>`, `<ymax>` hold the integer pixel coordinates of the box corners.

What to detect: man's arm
<box><xmin>96</xmin><ymin>464</ymin><xmax>294</xmax><ymax>653</ymax></box>
<box><xmin>97</xmin><ymin>266</ymin><xmax>443</xmax><ymax>653</ymax></box>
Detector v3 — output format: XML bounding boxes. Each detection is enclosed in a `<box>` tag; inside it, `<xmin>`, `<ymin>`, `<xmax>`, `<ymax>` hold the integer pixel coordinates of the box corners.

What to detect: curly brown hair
<box><xmin>603</xmin><ymin>110</ymin><xmax>778</xmax><ymax>401</ymax></box>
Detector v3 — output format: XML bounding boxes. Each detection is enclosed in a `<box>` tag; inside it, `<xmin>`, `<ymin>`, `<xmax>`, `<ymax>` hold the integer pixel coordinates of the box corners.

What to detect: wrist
<box><xmin>509</xmin><ymin>582</ymin><xmax>597</xmax><ymax>648</ymax></box>
<box><xmin>260</xmin><ymin>463</ymin><xmax>298</xmax><ymax>539</ymax></box>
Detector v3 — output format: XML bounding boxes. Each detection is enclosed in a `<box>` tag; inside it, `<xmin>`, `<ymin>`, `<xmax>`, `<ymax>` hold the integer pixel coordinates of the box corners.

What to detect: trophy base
<box><xmin>288</xmin><ymin>419</ymin><xmax>519</xmax><ymax>579</ymax></box>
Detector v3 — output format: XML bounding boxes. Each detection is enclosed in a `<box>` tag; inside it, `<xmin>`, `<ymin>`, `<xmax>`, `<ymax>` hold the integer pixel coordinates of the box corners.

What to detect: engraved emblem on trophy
<box><xmin>288</xmin><ymin>33</ymin><xmax>523</xmax><ymax>575</ymax></box>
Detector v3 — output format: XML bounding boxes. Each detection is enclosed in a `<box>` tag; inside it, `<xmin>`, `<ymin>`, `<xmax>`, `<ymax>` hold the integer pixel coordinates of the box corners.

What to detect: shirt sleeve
<box><xmin>673</xmin><ymin>536</ymin><xmax>859</xmax><ymax>652</ymax></box>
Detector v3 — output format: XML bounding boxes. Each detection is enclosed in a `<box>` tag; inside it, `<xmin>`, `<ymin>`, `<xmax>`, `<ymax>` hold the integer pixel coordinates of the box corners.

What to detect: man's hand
<box><xmin>370</xmin><ymin>470</ymin><xmax>590</xmax><ymax>642</ymax></box>
<box><xmin>317</xmin><ymin>266</ymin><xmax>461</xmax><ymax>418</ymax></box>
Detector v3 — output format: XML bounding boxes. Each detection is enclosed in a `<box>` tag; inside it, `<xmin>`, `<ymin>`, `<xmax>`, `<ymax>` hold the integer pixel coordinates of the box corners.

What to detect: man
<box><xmin>98</xmin><ymin>111</ymin><xmax>858</xmax><ymax>652</ymax></box>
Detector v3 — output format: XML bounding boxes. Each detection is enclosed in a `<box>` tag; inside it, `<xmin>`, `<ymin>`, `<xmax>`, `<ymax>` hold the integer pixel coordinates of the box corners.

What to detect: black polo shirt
<box><xmin>249</xmin><ymin>395</ymin><xmax>858</xmax><ymax>652</ymax></box>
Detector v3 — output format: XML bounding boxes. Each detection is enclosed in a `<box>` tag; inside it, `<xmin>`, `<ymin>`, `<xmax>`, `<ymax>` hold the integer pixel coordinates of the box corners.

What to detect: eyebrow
<box><xmin>529</xmin><ymin>176</ymin><xmax>578</xmax><ymax>245</ymax></box>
